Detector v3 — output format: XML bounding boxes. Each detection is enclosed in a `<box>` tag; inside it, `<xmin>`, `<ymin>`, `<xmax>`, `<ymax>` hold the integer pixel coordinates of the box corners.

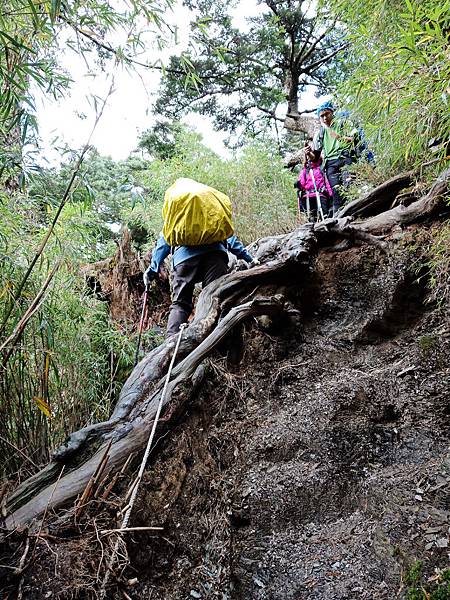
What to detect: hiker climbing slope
<box><xmin>309</xmin><ymin>101</ymin><xmax>360</xmax><ymax>216</ymax></box>
<box><xmin>144</xmin><ymin>178</ymin><xmax>254</xmax><ymax>337</ymax></box>
<box><xmin>295</xmin><ymin>143</ymin><xmax>333</xmax><ymax>221</ymax></box>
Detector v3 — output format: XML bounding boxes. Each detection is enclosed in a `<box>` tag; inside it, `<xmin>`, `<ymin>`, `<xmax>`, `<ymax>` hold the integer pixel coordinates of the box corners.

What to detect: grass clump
<box><xmin>418</xmin><ymin>335</ymin><xmax>437</xmax><ymax>355</ymax></box>
<box><xmin>405</xmin><ymin>562</ymin><xmax>450</xmax><ymax>600</ymax></box>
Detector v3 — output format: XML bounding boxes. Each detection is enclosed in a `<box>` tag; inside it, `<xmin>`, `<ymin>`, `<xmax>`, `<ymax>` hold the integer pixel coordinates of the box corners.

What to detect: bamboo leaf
<box><xmin>0</xmin><ymin>30</ymin><xmax>35</xmax><ymax>52</ymax></box>
<box><xmin>25</xmin><ymin>0</ymin><xmax>41</xmax><ymax>29</ymax></box>
<box><xmin>33</xmin><ymin>396</ymin><xmax>52</xmax><ymax>418</ymax></box>
<box><xmin>50</xmin><ymin>0</ymin><xmax>61</xmax><ymax>23</ymax></box>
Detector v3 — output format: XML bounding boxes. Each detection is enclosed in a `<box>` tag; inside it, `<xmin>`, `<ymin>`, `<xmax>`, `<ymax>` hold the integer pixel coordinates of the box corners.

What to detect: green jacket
<box><xmin>313</xmin><ymin>116</ymin><xmax>359</xmax><ymax>164</ymax></box>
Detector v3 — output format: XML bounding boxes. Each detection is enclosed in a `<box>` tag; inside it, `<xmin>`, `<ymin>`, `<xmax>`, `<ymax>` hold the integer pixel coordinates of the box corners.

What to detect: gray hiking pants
<box><xmin>167</xmin><ymin>251</ymin><xmax>229</xmax><ymax>337</ymax></box>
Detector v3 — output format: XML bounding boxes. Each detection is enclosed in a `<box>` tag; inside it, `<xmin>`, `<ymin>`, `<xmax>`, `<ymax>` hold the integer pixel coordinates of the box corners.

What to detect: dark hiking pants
<box><xmin>325</xmin><ymin>156</ymin><xmax>354</xmax><ymax>216</ymax></box>
<box><xmin>167</xmin><ymin>251</ymin><xmax>229</xmax><ymax>337</ymax></box>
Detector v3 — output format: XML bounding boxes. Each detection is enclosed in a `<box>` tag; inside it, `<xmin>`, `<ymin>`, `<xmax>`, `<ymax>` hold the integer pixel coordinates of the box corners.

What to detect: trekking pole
<box><xmin>297</xmin><ymin>189</ymin><xmax>302</xmax><ymax>222</ymax></box>
<box><xmin>134</xmin><ymin>284</ymin><xmax>149</xmax><ymax>367</ymax></box>
<box><xmin>305</xmin><ymin>194</ymin><xmax>311</xmax><ymax>221</ymax></box>
<box><xmin>309</xmin><ymin>169</ymin><xmax>325</xmax><ymax>222</ymax></box>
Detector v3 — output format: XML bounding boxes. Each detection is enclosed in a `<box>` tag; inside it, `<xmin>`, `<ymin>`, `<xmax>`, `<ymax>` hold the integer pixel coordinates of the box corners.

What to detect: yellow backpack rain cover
<box><xmin>162</xmin><ymin>178</ymin><xmax>234</xmax><ymax>246</ymax></box>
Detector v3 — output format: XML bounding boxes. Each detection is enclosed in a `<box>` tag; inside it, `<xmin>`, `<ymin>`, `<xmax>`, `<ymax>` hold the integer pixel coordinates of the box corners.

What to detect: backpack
<box><xmin>162</xmin><ymin>178</ymin><xmax>234</xmax><ymax>246</ymax></box>
<box><xmin>317</xmin><ymin>113</ymin><xmax>374</xmax><ymax>162</ymax></box>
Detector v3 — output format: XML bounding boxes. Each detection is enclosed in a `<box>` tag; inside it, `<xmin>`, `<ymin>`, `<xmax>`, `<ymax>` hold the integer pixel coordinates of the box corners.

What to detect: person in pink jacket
<box><xmin>295</xmin><ymin>147</ymin><xmax>333</xmax><ymax>221</ymax></box>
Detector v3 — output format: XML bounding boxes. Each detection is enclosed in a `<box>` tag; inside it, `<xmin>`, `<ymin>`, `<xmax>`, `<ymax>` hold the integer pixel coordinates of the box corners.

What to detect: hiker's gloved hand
<box><xmin>143</xmin><ymin>267</ymin><xmax>156</xmax><ymax>287</ymax></box>
<box><xmin>236</xmin><ymin>258</ymin><xmax>259</xmax><ymax>271</ymax></box>
<box><xmin>235</xmin><ymin>260</ymin><xmax>250</xmax><ymax>271</ymax></box>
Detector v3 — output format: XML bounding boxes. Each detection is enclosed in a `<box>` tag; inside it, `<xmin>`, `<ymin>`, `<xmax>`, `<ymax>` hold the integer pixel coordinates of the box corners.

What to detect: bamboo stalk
<box><xmin>0</xmin><ymin>261</ymin><xmax>61</xmax><ymax>368</ymax></box>
<box><xmin>74</xmin><ymin>440</ymin><xmax>112</xmax><ymax>520</ymax></box>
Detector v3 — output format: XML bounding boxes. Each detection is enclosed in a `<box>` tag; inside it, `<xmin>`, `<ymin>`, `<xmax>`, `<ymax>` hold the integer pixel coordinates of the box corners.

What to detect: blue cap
<box><xmin>316</xmin><ymin>101</ymin><xmax>334</xmax><ymax>117</ymax></box>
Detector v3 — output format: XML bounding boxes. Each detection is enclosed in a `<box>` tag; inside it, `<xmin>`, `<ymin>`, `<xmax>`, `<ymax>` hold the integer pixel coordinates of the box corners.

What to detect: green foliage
<box><xmin>27</xmin><ymin>148</ymin><xmax>153</xmax><ymax>254</ymax></box>
<box><xmin>138</xmin><ymin>120</ymin><xmax>185</xmax><ymax>160</ymax></box>
<box><xmin>418</xmin><ymin>334</ymin><xmax>437</xmax><ymax>355</ymax></box>
<box><xmin>324</xmin><ymin>0</ymin><xmax>450</xmax><ymax>173</ymax></box>
<box><xmin>138</xmin><ymin>127</ymin><xmax>297</xmax><ymax>243</ymax></box>
<box><xmin>0</xmin><ymin>0</ymin><xmax>175</xmax><ymax>186</ymax></box>
<box><xmin>321</xmin><ymin>0</ymin><xmax>450</xmax><ymax>308</ymax></box>
<box><xmin>155</xmin><ymin>0</ymin><xmax>345</xmax><ymax>142</ymax></box>
<box><xmin>405</xmin><ymin>560</ymin><xmax>424</xmax><ymax>588</ymax></box>
<box><xmin>405</xmin><ymin>562</ymin><xmax>450</xmax><ymax>600</ymax></box>
<box><xmin>0</xmin><ymin>190</ymin><xmax>139</xmax><ymax>474</ymax></box>
<box><xmin>0</xmin><ymin>0</ymin><xmax>179</xmax><ymax>472</ymax></box>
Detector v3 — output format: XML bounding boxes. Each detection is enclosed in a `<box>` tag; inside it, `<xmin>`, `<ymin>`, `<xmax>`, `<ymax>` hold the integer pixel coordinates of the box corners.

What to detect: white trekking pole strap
<box><xmin>309</xmin><ymin>169</ymin><xmax>325</xmax><ymax>221</ymax></box>
<box><xmin>100</xmin><ymin>323</ymin><xmax>187</xmax><ymax>598</ymax></box>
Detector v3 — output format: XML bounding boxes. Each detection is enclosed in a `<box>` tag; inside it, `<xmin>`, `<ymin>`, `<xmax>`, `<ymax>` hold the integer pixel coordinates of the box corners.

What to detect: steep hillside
<box><xmin>2</xmin><ymin>231</ymin><xmax>448</xmax><ymax>599</ymax></box>
<box><xmin>124</xmin><ymin>239</ymin><xmax>449</xmax><ymax>600</ymax></box>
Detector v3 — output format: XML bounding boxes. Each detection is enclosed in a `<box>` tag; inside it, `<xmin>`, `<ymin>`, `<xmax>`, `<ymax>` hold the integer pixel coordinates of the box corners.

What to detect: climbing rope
<box><xmin>99</xmin><ymin>323</ymin><xmax>187</xmax><ymax>598</ymax></box>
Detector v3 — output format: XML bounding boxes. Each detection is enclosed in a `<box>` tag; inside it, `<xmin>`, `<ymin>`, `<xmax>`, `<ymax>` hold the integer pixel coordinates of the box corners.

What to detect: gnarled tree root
<box><xmin>358</xmin><ymin>166</ymin><xmax>450</xmax><ymax>233</ymax></box>
<box><xmin>5</xmin><ymin>167</ymin><xmax>449</xmax><ymax>529</ymax></box>
<box><xmin>6</xmin><ymin>228</ymin><xmax>315</xmax><ymax>528</ymax></box>
<box><xmin>338</xmin><ymin>171</ymin><xmax>415</xmax><ymax>219</ymax></box>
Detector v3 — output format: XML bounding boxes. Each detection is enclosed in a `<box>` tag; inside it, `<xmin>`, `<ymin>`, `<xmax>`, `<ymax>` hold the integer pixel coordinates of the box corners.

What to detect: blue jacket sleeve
<box><xmin>226</xmin><ymin>235</ymin><xmax>253</xmax><ymax>262</ymax></box>
<box><xmin>150</xmin><ymin>233</ymin><xmax>171</xmax><ymax>273</ymax></box>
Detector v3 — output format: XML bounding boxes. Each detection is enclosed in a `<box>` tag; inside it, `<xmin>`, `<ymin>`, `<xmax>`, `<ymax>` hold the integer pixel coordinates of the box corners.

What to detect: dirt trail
<box><xmin>125</xmin><ymin>242</ymin><xmax>449</xmax><ymax>599</ymax></box>
<box><xmin>1</xmin><ymin>239</ymin><xmax>449</xmax><ymax>599</ymax></box>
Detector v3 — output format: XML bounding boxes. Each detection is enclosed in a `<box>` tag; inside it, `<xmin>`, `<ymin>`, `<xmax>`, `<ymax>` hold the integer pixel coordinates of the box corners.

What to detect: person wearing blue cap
<box><xmin>308</xmin><ymin>102</ymin><xmax>360</xmax><ymax>216</ymax></box>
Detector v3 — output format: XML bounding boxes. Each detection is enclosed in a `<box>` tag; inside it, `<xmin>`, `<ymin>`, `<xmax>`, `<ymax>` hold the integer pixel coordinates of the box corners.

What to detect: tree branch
<box><xmin>303</xmin><ymin>43</ymin><xmax>349</xmax><ymax>74</ymax></box>
<box><xmin>62</xmin><ymin>17</ymin><xmax>187</xmax><ymax>76</ymax></box>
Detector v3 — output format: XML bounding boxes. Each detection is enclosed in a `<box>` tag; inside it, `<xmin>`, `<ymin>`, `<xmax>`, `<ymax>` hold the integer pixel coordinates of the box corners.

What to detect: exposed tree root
<box><xmin>4</xmin><ymin>167</ymin><xmax>449</xmax><ymax>529</ymax></box>
<box><xmin>5</xmin><ymin>228</ymin><xmax>315</xmax><ymax>528</ymax></box>
<box><xmin>338</xmin><ymin>171</ymin><xmax>416</xmax><ymax>218</ymax></box>
<box><xmin>358</xmin><ymin>166</ymin><xmax>450</xmax><ymax>233</ymax></box>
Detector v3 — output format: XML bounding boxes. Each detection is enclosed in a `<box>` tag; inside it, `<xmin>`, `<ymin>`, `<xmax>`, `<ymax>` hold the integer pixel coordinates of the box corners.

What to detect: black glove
<box><xmin>235</xmin><ymin>260</ymin><xmax>249</xmax><ymax>271</ymax></box>
<box><xmin>236</xmin><ymin>258</ymin><xmax>259</xmax><ymax>271</ymax></box>
<box><xmin>143</xmin><ymin>268</ymin><xmax>156</xmax><ymax>287</ymax></box>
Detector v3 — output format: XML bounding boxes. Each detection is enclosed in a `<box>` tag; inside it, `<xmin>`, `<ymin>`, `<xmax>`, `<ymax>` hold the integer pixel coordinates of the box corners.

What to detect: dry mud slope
<box><xmin>127</xmin><ymin>242</ymin><xmax>449</xmax><ymax>600</ymax></box>
<box><xmin>2</xmin><ymin>240</ymin><xmax>448</xmax><ymax>600</ymax></box>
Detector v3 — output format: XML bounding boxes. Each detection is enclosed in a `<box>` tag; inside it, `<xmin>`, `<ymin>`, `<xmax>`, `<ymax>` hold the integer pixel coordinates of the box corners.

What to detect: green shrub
<box><xmin>405</xmin><ymin>562</ymin><xmax>450</xmax><ymax>600</ymax></box>
<box><xmin>324</xmin><ymin>0</ymin><xmax>450</xmax><ymax>174</ymax></box>
<box><xmin>0</xmin><ymin>192</ymin><xmax>135</xmax><ymax>475</ymax></box>
<box><xmin>137</xmin><ymin>129</ymin><xmax>297</xmax><ymax>244</ymax></box>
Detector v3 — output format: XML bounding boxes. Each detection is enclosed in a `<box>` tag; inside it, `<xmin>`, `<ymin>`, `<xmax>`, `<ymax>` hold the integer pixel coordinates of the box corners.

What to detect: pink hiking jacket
<box><xmin>298</xmin><ymin>160</ymin><xmax>333</xmax><ymax>197</ymax></box>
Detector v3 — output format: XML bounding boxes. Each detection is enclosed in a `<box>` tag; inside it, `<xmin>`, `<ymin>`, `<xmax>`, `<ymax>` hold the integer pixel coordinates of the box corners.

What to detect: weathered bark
<box><xmin>315</xmin><ymin>218</ymin><xmax>389</xmax><ymax>250</ymax></box>
<box><xmin>283</xmin><ymin>114</ymin><xmax>317</xmax><ymax>138</ymax></box>
<box><xmin>338</xmin><ymin>171</ymin><xmax>416</xmax><ymax>218</ymax></box>
<box><xmin>358</xmin><ymin>167</ymin><xmax>450</xmax><ymax>234</ymax></box>
<box><xmin>5</xmin><ymin>168</ymin><xmax>449</xmax><ymax>529</ymax></box>
<box><xmin>5</xmin><ymin>227</ymin><xmax>316</xmax><ymax>528</ymax></box>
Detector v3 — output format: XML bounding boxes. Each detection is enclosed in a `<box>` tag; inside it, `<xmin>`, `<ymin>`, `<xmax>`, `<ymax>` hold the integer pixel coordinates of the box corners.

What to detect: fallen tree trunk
<box><xmin>337</xmin><ymin>171</ymin><xmax>415</xmax><ymax>218</ymax></box>
<box><xmin>5</xmin><ymin>167</ymin><xmax>449</xmax><ymax>529</ymax></box>
<box><xmin>6</xmin><ymin>228</ymin><xmax>316</xmax><ymax>528</ymax></box>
